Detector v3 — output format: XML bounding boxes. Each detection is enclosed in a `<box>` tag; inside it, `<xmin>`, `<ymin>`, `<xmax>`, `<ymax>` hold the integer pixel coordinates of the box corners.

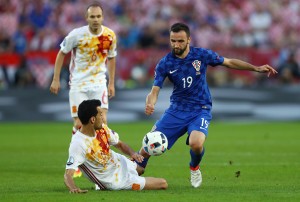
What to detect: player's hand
<box><xmin>69</xmin><ymin>188</ymin><xmax>88</xmax><ymax>194</ymax></box>
<box><xmin>255</xmin><ymin>65</ymin><xmax>278</xmax><ymax>77</ymax></box>
<box><xmin>131</xmin><ymin>153</ymin><xmax>144</xmax><ymax>163</ymax></box>
<box><xmin>145</xmin><ymin>104</ymin><xmax>155</xmax><ymax>115</ymax></box>
<box><xmin>108</xmin><ymin>83</ymin><xmax>115</xmax><ymax>99</ymax></box>
<box><xmin>50</xmin><ymin>80</ymin><xmax>60</xmax><ymax>95</ymax></box>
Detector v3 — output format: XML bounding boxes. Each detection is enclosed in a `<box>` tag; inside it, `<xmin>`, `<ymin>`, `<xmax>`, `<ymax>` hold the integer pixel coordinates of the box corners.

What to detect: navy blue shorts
<box><xmin>152</xmin><ymin>108</ymin><xmax>212</xmax><ymax>149</ymax></box>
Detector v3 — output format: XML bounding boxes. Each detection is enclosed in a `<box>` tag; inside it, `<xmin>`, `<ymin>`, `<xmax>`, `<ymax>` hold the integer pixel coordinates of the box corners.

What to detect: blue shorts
<box><xmin>153</xmin><ymin>108</ymin><xmax>212</xmax><ymax>150</ymax></box>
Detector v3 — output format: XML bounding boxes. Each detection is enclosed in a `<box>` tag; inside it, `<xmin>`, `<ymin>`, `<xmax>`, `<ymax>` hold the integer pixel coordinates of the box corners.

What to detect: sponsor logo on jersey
<box><xmin>169</xmin><ymin>69</ymin><xmax>178</xmax><ymax>74</ymax></box>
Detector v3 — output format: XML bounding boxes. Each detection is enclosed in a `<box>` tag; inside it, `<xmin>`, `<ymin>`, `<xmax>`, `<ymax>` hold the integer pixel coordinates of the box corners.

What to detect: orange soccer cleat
<box><xmin>73</xmin><ymin>168</ymin><xmax>82</xmax><ymax>178</ymax></box>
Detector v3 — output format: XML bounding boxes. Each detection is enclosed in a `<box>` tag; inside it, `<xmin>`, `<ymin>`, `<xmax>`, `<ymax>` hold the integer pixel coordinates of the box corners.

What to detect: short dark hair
<box><xmin>78</xmin><ymin>99</ymin><xmax>101</xmax><ymax>125</ymax></box>
<box><xmin>170</xmin><ymin>22</ymin><xmax>190</xmax><ymax>37</ymax></box>
<box><xmin>86</xmin><ymin>1</ymin><xmax>103</xmax><ymax>12</ymax></box>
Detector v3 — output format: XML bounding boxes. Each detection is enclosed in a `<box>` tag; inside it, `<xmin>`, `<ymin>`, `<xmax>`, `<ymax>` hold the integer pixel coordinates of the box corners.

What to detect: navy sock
<box><xmin>135</xmin><ymin>157</ymin><xmax>149</xmax><ymax>168</ymax></box>
<box><xmin>134</xmin><ymin>151</ymin><xmax>149</xmax><ymax>168</ymax></box>
<box><xmin>189</xmin><ymin>147</ymin><xmax>205</xmax><ymax>169</ymax></box>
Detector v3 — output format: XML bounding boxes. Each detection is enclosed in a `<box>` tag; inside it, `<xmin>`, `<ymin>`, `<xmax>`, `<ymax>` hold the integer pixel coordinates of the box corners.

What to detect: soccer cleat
<box><xmin>190</xmin><ymin>169</ymin><xmax>202</xmax><ymax>188</ymax></box>
<box><xmin>73</xmin><ymin>168</ymin><xmax>82</xmax><ymax>178</ymax></box>
<box><xmin>95</xmin><ymin>184</ymin><xmax>100</xmax><ymax>191</ymax></box>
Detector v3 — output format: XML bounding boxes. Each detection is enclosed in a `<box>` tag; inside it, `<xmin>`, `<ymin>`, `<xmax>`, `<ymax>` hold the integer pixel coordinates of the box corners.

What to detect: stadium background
<box><xmin>0</xmin><ymin>0</ymin><xmax>300</xmax><ymax>122</ymax></box>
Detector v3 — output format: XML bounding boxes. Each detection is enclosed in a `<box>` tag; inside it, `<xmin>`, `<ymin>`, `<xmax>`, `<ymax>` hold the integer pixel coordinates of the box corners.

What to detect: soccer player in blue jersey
<box><xmin>136</xmin><ymin>22</ymin><xmax>277</xmax><ymax>188</ymax></box>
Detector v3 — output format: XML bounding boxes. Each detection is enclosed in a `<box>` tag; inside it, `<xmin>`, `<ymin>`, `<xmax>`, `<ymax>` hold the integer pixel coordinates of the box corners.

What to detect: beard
<box><xmin>172</xmin><ymin>45</ymin><xmax>188</xmax><ymax>57</ymax></box>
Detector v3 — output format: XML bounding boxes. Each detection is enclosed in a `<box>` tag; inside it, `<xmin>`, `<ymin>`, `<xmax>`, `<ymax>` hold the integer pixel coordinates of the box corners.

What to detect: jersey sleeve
<box><xmin>108</xmin><ymin>129</ymin><xmax>119</xmax><ymax>145</ymax></box>
<box><xmin>206</xmin><ymin>49</ymin><xmax>224</xmax><ymax>67</ymax></box>
<box><xmin>102</xmin><ymin>124</ymin><xmax>120</xmax><ymax>145</ymax></box>
<box><xmin>65</xmin><ymin>141</ymin><xmax>85</xmax><ymax>170</ymax></box>
<box><xmin>60</xmin><ymin>29</ymin><xmax>78</xmax><ymax>54</ymax></box>
<box><xmin>153</xmin><ymin>58</ymin><xmax>167</xmax><ymax>88</ymax></box>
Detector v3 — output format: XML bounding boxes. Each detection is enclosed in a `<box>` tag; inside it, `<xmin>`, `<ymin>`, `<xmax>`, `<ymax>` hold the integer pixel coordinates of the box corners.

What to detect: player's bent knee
<box><xmin>160</xmin><ymin>178</ymin><xmax>168</xmax><ymax>190</ymax></box>
<box><xmin>189</xmin><ymin>135</ymin><xmax>205</xmax><ymax>152</ymax></box>
<box><xmin>154</xmin><ymin>178</ymin><xmax>168</xmax><ymax>190</ymax></box>
<box><xmin>189</xmin><ymin>142</ymin><xmax>203</xmax><ymax>153</ymax></box>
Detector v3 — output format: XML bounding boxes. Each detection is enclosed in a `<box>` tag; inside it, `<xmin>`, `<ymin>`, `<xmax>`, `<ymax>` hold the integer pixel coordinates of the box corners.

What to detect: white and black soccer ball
<box><xmin>142</xmin><ymin>131</ymin><xmax>168</xmax><ymax>156</ymax></box>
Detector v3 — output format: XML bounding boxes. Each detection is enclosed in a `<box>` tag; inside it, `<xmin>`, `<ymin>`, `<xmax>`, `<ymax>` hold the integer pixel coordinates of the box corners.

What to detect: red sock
<box><xmin>190</xmin><ymin>165</ymin><xmax>199</xmax><ymax>171</ymax></box>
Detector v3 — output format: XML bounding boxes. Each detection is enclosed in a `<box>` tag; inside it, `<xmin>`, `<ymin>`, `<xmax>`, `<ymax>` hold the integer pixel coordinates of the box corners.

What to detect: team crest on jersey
<box><xmin>192</xmin><ymin>60</ymin><xmax>201</xmax><ymax>75</ymax></box>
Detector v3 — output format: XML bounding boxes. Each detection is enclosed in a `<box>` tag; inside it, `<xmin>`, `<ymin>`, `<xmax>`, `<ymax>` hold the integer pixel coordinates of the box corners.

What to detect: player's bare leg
<box><xmin>136</xmin><ymin>165</ymin><xmax>145</xmax><ymax>176</ymax></box>
<box><xmin>71</xmin><ymin>117</ymin><xmax>83</xmax><ymax>177</ymax></box>
<box><xmin>73</xmin><ymin>117</ymin><xmax>82</xmax><ymax>129</ymax></box>
<box><xmin>139</xmin><ymin>147</ymin><xmax>151</xmax><ymax>158</ymax></box>
<box><xmin>134</xmin><ymin>148</ymin><xmax>151</xmax><ymax>175</ymax></box>
<box><xmin>143</xmin><ymin>177</ymin><xmax>168</xmax><ymax>190</ymax></box>
<box><xmin>189</xmin><ymin>130</ymin><xmax>206</xmax><ymax>188</ymax></box>
<box><xmin>100</xmin><ymin>108</ymin><xmax>108</xmax><ymax>124</ymax></box>
<box><xmin>72</xmin><ymin>117</ymin><xmax>82</xmax><ymax>135</ymax></box>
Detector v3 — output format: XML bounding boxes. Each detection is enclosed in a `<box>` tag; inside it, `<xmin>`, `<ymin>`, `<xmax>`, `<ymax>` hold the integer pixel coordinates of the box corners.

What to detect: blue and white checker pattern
<box><xmin>153</xmin><ymin>47</ymin><xmax>224</xmax><ymax>111</ymax></box>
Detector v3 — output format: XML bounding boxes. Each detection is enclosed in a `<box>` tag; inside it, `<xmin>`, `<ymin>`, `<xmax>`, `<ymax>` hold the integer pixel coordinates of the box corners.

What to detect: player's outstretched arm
<box><xmin>145</xmin><ymin>86</ymin><xmax>160</xmax><ymax>115</ymax></box>
<box><xmin>222</xmin><ymin>58</ymin><xmax>278</xmax><ymax>77</ymax></box>
<box><xmin>114</xmin><ymin>140</ymin><xmax>144</xmax><ymax>163</ymax></box>
<box><xmin>50</xmin><ymin>51</ymin><xmax>66</xmax><ymax>95</ymax></box>
<box><xmin>64</xmin><ymin>169</ymin><xmax>88</xmax><ymax>194</ymax></box>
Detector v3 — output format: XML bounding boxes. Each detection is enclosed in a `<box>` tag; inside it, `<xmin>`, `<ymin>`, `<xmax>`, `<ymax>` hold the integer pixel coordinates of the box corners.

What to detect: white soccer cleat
<box><xmin>190</xmin><ymin>169</ymin><xmax>202</xmax><ymax>188</ymax></box>
<box><xmin>95</xmin><ymin>184</ymin><xmax>100</xmax><ymax>191</ymax></box>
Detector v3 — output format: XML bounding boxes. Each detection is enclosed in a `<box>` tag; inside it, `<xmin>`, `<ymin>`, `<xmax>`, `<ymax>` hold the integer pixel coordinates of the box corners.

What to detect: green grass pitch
<box><xmin>0</xmin><ymin>121</ymin><xmax>299</xmax><ymax>202</ymax></box>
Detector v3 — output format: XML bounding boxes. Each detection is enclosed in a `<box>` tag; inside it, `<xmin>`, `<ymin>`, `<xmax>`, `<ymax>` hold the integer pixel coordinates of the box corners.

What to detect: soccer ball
<box><xmin>142</xmin><ymin>131</ymin><xmax>168</xmax><ymax>156</ymax></box>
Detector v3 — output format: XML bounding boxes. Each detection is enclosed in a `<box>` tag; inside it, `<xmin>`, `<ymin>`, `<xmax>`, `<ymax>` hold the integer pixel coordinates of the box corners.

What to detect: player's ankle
<box><xmin>190</xmin><ymin>165</ymin><xmax>199</xmax><ymax>171</ymax></box>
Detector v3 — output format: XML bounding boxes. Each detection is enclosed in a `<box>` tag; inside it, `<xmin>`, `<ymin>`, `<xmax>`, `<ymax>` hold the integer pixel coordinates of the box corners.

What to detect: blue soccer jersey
<box><xmin>153</xmin><ymin>46</ymin><xmax>224</xmax><ymax>111</ymax></box>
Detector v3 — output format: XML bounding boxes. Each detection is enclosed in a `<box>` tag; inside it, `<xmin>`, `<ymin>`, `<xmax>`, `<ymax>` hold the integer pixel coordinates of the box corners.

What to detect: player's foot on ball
<box><xmin>73</xmin><ymin>168</ymin><xmax>82</xmax><ymax>178</ymax></box>
<box><xmin>190</xmin><ymin>168</ymin><xmax>202</xmax><ymax>188</ymax></box>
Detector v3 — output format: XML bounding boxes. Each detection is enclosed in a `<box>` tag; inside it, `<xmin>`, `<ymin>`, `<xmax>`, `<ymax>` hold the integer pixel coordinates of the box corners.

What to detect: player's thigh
<box><xmin>121</xmin><ymin>157</ymin><xmax>146</xmax><ymax>190</ymax></box>
<box><xmin>88</xmin><ymin>85</ymin><xmax>108</xmax><ymax>109</ymax></box>
<box><xmin>69</xmin><ymin>90</ymin><xmax>89</xmax><ymax>117</ymax></box>
<box><xmin>187</xmin><ymin>110</ymin><xmax>212</xmax><ymax>137</ymax></box>
<box><xmin>154</xmin><ymin>112</ymin><xmax>187</xmax><ymax>149</ymax></box>
<box><xmin>121</xmin><ymin>174</ymin><xmax>146</xmax><ymax>190</ymax></box>
<box><xmin>186</xmin><ymin>110</ymin><xmax>211</xmax><ymax>146</ymax></box>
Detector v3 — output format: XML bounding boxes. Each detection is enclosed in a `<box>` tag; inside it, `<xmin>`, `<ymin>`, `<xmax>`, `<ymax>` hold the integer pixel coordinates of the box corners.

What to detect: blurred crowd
<box><xmin>0</xmin><ymin>0</ymin><xmax>300</xmax><ymax>89</ymax></box>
